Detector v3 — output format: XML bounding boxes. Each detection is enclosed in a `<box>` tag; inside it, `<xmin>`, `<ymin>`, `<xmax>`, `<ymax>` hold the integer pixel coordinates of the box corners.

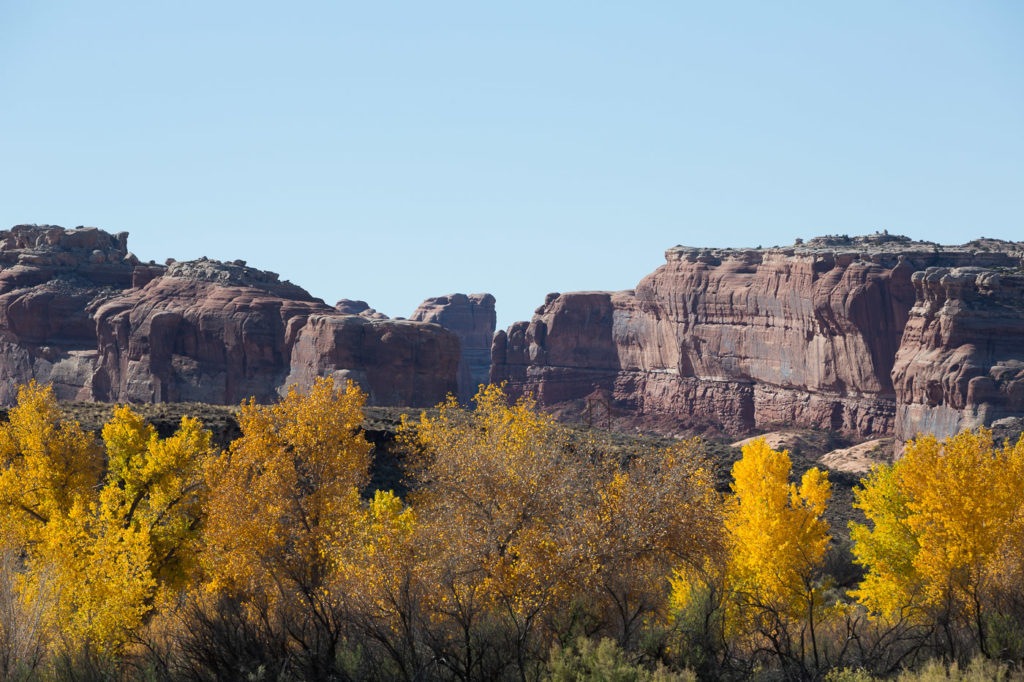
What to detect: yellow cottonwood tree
<box><xmin>0</xmin><ymin>381</ymin><xmax>100</xmax><ymax>547</ymax></box>
<box><xmin>724</xmin><ymin>438</ymin><xmax>832</xmax><ymax>619</ymax></box>
<box><xmin>402</xmin><ymin>385</ymin><xmax>591</xmax><ymax>626</ymax></box>
<box><xmin>100</xmin><ymin>407</ymin><xmax>211</xmax><ymax>590</ymax></box>
<box><xmin>330</xmin><ymin>489</ymin><xmax>420</xmax><ymax>639</ymax></box>
<box><xmin>587</xmin><ymin>440</ymin><xmax>722</xmax><ymax>637</ymax></box>
<box><xmin>0</xmin><ymin>383</ymin><xmax>213</xmax><ymax>653</ymax></box>
<box><xmin>848</xmin><ymin>463</ymin><xmax>920</xmax><ymax>619</ymax></box>
<box><xmin>203</xmin><ymin>376</ymin><xmax>372</xmax><ymax>599</ymax></box>
<box><xmin>672</xmin><ymin>437</ymin><xmax>832</xmax><ymax>665</ymax></box>
<box><xmin>402</xmin><ymin>384</ymin><xmax>723</xmax><ymax>665</ymax></box>
<box><xmin>851</xmin><ymin>428</ymin><xmax>1024</xmax><ymax>653</ymax></box>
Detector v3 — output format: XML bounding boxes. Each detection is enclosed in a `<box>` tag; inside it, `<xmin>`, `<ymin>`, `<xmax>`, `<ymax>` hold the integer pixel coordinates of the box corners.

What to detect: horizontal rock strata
<box><xmin>492</xmin><ymin>234</ymin><xmax>1024</xmax><ymax>439</ymax></box>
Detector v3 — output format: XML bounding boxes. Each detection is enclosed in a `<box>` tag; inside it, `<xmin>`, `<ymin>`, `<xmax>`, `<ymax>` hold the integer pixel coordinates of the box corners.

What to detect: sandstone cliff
<box><xmin>492</xmin><ymin>234</ymin><xmax>1024</xmax><ymax>439</ymax></box>
<box><xmin>0</xmin><ymin>224</ymin><xmax>459</xmax><ymax>406</ymax></box>
<box><xmin>893</xmin><ymin>266</ymin><xmax>1024</xmax><ymax>440</ymax></box>
<box><xmin>411</xmin><ymin>293</ymin><xmax>496</xmax><ymax>401</ymax></box>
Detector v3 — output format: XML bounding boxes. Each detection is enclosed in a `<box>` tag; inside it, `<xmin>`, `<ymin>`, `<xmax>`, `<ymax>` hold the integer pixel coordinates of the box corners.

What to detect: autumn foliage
<box><xmin>0</xmin><ymin>380</ymin><xmax>1021</xmax><ymax>680</ymax></box>
<box><xmin>0</xmin><ymin>382</ymin><xmax>211</xmax><ymax>656</ymax></box>
<box><xmin>851</xmin><ymin>428</ymin><xmax>1024</xmax><ymax>658</ymax></box>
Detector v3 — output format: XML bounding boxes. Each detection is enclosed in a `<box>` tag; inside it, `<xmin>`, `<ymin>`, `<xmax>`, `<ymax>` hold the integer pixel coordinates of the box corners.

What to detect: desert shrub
<box><xmin>545</xmin><ymin>636</ymin><xmax>695</xmax><ymax>682</ymax></box>
<box><xmin>825</xmin><ymin>668</ymin><xmax>876</xmax><ymax>682</ymax></box>
<box><xmin>895</xmin><ymin>656</ymin><xmax>1024</xmax><ymax>681</ymax></box>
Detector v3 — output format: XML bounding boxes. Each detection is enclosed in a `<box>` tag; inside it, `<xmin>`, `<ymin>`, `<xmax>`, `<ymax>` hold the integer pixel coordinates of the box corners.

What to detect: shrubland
<box><xmin>0</xmin><ymin>380</ymin><xmax>1020</xmax><ymax>680</ymax></box>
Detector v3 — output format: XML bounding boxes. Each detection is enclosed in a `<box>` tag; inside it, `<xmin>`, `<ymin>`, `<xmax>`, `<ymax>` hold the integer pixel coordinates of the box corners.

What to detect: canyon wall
<box><xmin>492</xmin><ymin>234</ymin><xmax>1024</xmax><ymax>439</ymax></box>
<box><xmin>893</xmin><ymin>266</ymin><xmax>1024</xmax><ymax>440</ymax></box>
<box><xmin>5</xmin><ymin>223</ymin><xmax>1022</xmax><ymax>441</ymax></box>
<box><xmin>0</xmin><ymin>224</ymin><xmax>460</xmax><ymax>407</ymax></box>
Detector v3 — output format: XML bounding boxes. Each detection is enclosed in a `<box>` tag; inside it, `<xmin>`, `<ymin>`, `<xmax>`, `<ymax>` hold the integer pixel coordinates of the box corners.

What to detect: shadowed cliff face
<box><xmin>492</xmin><ymin>234</ymin><xmax>1024</xmax><ymax>439</ymax></box>
<box><xmin>0</xmin><ymin>224</ymin><xmax>460</xmax><ymax>407</ymax></box>
<box><xmin>411</xmin><ymin>293</ymin><xmax>496</xmax><ymax>401</ymax></box>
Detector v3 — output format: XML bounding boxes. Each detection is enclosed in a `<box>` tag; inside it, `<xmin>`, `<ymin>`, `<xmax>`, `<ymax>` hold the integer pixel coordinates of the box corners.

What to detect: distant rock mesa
<box><xmin>491</xmin><ymin>233</ymin><xmax>1024</xmax><ymax>440</ymax></box>
<box><xmin>6</xmin><ymin>224</ymin><xmax>1022</xmax><ymax>442</ymax></box>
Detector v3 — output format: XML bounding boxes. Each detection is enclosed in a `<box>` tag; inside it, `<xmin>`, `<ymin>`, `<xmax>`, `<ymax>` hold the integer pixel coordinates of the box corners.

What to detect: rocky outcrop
<box><xmin>0</xmin><ymin>225</ymin><xmax>144</xmax><ymax>403</ymax></box>
<box><xmin>492</xmin><ymin>234</ymin><xmax>1024</xmax><ymax>438</ymax></box>
<box><xmin>91</xmin><ymin>268</ymin><xmax>329</xmax><ymax>404</ymax></box>
<box><xmin>336</xmin><ymin>299</ymin><xmax>390</xmax><ymax>320</ymax></box>
<box><xmin>0</xmin><ymin>224</ymin><xmax>459</xmax><ymax>407</ymax></box>
<box><xmin>411</xmin><ymin>293</ymin><xmax>496</xmax><ymax>401</ymax></box>
<box><xmin>285</xmin><ymin>315</ymin><xmax>460</xmax><ymax>405</ymax></box>
<box><xmin>892</xmin><ymin>267</ymin><xmax>1024</xmax><ymax>440</ymax></box>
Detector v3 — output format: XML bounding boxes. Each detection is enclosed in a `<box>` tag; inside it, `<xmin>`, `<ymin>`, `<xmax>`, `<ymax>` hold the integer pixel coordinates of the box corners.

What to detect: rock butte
<box><xmin>491</xmin><ymin>233</ymin><xmax>1024</xmax><ymax>441</ymax></box>
<box><xmin>0</xmin><ymin>224</ymin><xmax>476</xmax><ymax>407</ymax></box>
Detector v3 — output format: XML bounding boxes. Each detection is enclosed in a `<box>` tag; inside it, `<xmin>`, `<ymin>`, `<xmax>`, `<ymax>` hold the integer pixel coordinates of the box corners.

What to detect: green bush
<box><xmin>895</xmin><ymin>657</ymin><xmax>1024</xmax><ymax>681</ymax></box>
<box><xmin>545</xmin><ymin>637</ymin><xmax>695</xmax><ymax>682</ymax></box>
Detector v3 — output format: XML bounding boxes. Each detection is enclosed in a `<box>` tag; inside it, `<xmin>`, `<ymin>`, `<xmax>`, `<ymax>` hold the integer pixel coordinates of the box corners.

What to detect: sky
<box><xmin>1</xmin><ymin>2</ymin><xmax>1022</xmax><ymax>330</ymax></box>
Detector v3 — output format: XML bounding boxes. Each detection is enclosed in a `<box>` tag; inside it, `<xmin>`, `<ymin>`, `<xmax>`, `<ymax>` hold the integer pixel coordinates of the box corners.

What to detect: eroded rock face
<box><xmin>0</xmin><ymin>225</ymin><xmax>143</xmax><ymax>403</ymax></box>
<box><xmin>893</xmin><ymin>267</ymin><xmax>1024</xmax><ymax>440</ymax></box>
<box><xmin>0</xmin><ymin>225</ymin><xmax>459</xmax><ymax>407</ymax></box>
<box><xmin>492</xmin><ymin>234</ymin><xmax>1024</xmax><ymax>438</ymax></box>
<box><xmin>91</xmin><ymin>273</ymin><xmax>330</xmax><ymax>404</ymax></box>
<box><xmin>411</xmin><ymin>293</ymin><xmax>496</xmax><ymax>401</ymax></box>
<box><xmin>285</xmin><ymin>315</ymin><xmax>460</xmax><ymax>405</ymax></box>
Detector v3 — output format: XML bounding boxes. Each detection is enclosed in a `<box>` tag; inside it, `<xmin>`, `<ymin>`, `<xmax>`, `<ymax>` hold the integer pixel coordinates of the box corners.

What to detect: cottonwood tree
<box><xmin>201</xmin><ymin>376</ymin><xmax>372</xmax><ymax>676</ymax></box>
<box><xmin>0</xmin><ymin>382</ymin><xmax>212</xmax><ymax>653</ymax></box>
<box><xmin>851</xmin><ymin>428</ymin><xmax>1024</xmax><ymax>657</ymax></box>
<box><xmin>673</xmin><ymin>438</ymin><xmax>832</xmax><ymax>674</ymax></box>
<box><xmin>398</xmin><ymin>385</ymin><xmax>722</xmax><ymax>680</ymax></box>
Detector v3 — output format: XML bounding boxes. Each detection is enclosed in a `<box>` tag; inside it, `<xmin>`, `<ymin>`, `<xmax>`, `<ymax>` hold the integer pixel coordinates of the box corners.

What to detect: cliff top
<box><xmin>666</xmin><ymin>232</ymin><xmax>1024</xmax><ymax>267</ymax></box>
<box><xmin>1</xmin><ymin>225</ymin><xmax>320</xmax><ymax>301</ymax></box>
<box><xmin>164</xmin><ymin>257</ymin><xmax>318</xmax><ymax>301</ymax></box>
<box><xmin>2</xmin><ymin>224</ymin><xmax>129</xmax><ymax>254</ymax></box>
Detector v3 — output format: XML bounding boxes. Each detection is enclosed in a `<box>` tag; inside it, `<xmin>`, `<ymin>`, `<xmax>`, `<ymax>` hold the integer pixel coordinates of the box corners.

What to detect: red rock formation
<box><xmin>410</xmin><ymin>293</ymin><xmax>496</xmax><ymax>401</ymax></box>
<box><xmin>91</xmin><ymin>264</ymin><xmax>329</xmax><ymax>404</ymax></box>
<box><xmin>0</xmin><ymin>225</ymin><xmax>141</xmax><ymax>403</ymax></box>
<box><xmin>285</xmin><ymin>315</ymin><xmax>460</xmax><ymax>405</ymax></box>
<box><xmin>0</xmin><ymin>225</ymin><xmax>459</xmax><ymax>407</ymax></box>
<box><xmin>492</xmin><ymin>234</ymin><xmax>1024</xmax><ymax>438</ymax></box>
<box><xmin>893</xmin><ymin>267</ymin><xmax>1024</xmax><ymax>440</ymax></box>
<box><xmin>336</xmin><ymin>299</ymin><xmax>390</xmax><ymax>320</ymax></box>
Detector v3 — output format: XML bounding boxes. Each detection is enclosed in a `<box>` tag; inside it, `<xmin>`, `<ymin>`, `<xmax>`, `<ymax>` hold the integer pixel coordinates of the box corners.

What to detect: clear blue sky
<box><xmin>2</xmin><ymin>2</ymin><xmax>1021</xmax><ymax>329</ymax></box>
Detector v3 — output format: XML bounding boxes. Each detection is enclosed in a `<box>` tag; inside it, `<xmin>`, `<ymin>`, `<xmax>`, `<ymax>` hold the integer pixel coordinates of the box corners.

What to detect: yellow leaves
<box><xmin>718</xmin><ymin>438</ymin><xmax>831</xmax><ymax>623</ymax></box>
<box><xmin>0</xmin><ymin>381</ymin><xmax>100</xmax><ymax>542</ymax></box>
<box><xmin>849</xmin><ymin>463</ymin><xmax>919</xmax><ymax>618</ymax></box>
<box><xmin>403</xmin><ymin>385</ymin><xmax>722</xmax><ymax>634</ymax></box>
<box><xmin>101</xmin><ymin>408</ymin><xmax>212</xmax><ymax>590</ymax></box>
<box><xmin>796</xmin><ymin>466</ymin><xmax>830</xmax><ymax>517</ymax></box>
<box><xmin>0</xmin><ymin>383</ymin><xmax>214</xmax><ymax>655</ymax></box>
<box><xmin>850</xmin><ymin>428</ymin><xmax>1024</xmax><ymax>621</ymax></box>
<box><xmin>401</xmin><ymin>385</ymin><xmax>580</xmax><ymax>613</ymax></box>
<box><xmin>203</xmin><ymin>377</ymin><xmax>371</xmax><ymax>598</ymax></box>
<box><xmin>34</xmin><ymin>511</ymin><xmax>156</xmax><ymax>653</ymax></box>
